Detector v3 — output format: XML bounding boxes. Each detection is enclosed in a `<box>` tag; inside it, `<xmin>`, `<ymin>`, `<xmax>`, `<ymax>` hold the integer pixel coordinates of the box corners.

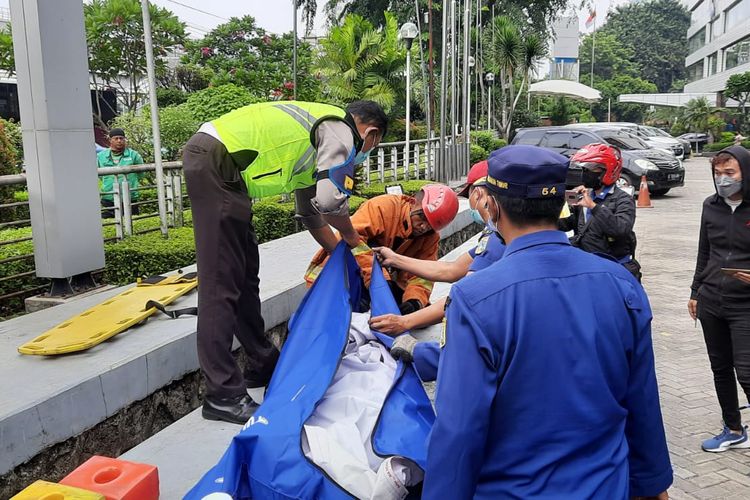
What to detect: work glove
<box><xmin>398</xmin><ymin>299</ymin><xmax>423</xmax><ymax>315</ymax></box>
<box><xmin>390</xmin><ymin>334</ymin><xmax>418</xmax><ymax>363</ymax></box>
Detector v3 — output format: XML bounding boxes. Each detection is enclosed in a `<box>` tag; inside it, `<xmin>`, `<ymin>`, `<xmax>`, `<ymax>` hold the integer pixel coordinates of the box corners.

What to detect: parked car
<box><xmin>678</xmin><ymin>133</ymin><xmax>710</xmax><ymax>152</ymax></box>
<box><xmin>512</xmin><ymin>126</ymin><xmax>685</xmax><ymax>196</ymax></box>
<box><xmin>644</xmin><ymin>126</ymin><xmax>693</xmax><ymax>157</ymax></box>
<box><xmin>566</xmin><ymin>122</ymin><xmax>686</xmax><ymax>159</ymax></box>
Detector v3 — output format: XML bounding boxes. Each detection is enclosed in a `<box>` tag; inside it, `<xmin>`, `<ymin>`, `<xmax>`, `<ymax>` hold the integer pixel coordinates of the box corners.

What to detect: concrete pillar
<box><xmin>10</xmin><ymin>0</ymin><xmax>105</xmax><ymax>281</ymax></box>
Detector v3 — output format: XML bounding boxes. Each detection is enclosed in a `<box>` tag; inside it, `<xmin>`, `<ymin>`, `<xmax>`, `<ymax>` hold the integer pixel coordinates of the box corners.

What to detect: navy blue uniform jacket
<box><xmin>423</xmin><ymin>230</ymin><xmax>672</xmax><ymax>499</ymax></box>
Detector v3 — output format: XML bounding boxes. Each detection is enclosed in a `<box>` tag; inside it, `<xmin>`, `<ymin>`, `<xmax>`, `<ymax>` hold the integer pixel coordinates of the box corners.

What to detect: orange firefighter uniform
<box><xmin>305</xmin><ymin>194</ymin><xmax>438</xmax><ymax>307</ymax></box>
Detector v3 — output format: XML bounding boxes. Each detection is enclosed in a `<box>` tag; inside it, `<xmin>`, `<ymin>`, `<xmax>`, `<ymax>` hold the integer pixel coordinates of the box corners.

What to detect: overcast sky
<box><xmin>0</xmin><ymin>1</ymin><xmax>637</xmax><ymax>38</ymax></box>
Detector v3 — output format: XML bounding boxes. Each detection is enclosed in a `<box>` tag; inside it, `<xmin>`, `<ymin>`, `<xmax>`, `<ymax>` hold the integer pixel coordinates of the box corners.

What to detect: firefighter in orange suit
<box><xmin>305</xmin><ymin>184</ymin><xmax>459</xmax><ymax>314</ymax></box>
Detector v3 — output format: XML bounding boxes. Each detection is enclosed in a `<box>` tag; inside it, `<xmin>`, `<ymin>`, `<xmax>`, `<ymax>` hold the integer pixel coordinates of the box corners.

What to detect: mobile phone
<box><xmin>721</xmin><ymin>268</ymin><xmax>750</xmax><ymax>275</ymax></box>
<box><xmin>565</xmin><ymin>190</ymin><xmax>582</xmax><ymax>204</ymax></box>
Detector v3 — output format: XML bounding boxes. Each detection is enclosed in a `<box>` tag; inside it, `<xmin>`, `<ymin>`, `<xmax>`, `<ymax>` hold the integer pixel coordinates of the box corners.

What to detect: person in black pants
<box><xmin>689</xmin><ymin>145</ymin><xmax>750</xmax><ymax>452</ymax></box>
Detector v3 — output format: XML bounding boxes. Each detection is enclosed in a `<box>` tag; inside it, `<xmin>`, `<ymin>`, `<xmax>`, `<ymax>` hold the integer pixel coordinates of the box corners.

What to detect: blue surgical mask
<box><xmin>715</xmin><ymin>175</ymin><xmax>742</xmax><ymax>198</ymax></box>
<box><xmin>470</xmin><ymin>208</ymin><xmax>485</xmax><ymax>225</ymax></box>
<box><xmin>354</xmin><ymin>149</ymin><xmax>371</xmax><ymax>165</ymax></box>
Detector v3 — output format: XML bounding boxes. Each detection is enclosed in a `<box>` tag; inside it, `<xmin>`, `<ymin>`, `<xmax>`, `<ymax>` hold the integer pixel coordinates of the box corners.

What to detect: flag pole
<box><xmin>590</xmin><ymin>10</ymin><xmax>596</xmax><ymax>88</ymax></box>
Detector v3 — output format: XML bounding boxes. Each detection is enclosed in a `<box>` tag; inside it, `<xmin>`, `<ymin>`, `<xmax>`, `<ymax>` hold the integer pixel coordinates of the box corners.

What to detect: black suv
<box><xmin>512</xmin><ymin>126</ymin><xmax>685</xmax><ymax>195</ymax></box>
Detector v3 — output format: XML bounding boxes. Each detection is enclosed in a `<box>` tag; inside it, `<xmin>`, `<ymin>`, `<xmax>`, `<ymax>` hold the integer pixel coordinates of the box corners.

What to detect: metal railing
<box><xmin>0</xmin><ymin>137</ymin><xmax>470</xmax><ymax>310</ymax></box>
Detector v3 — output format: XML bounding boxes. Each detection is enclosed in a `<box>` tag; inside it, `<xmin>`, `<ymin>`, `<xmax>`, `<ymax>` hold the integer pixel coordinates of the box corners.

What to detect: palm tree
<box><xmin>684</xmin><ymin>97</ymin><xmax>725</xmax><ymax>142</ymax></box>
<box><xmin>484</xmin><ymin>16</ymin><xmax>547</xmax><ymax>139</ymax></box>
<box><xmin>314</xmin><ymin>12</ymin><xmax>406</xmax><ymax>113</ymax></box>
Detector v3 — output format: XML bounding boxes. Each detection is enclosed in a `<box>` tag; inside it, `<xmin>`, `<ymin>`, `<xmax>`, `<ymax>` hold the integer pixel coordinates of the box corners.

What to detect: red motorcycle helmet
<box><xmin>570</xmin><ymin>143</ymin><xmax>623</xmax><ymax>186</ymax></box>
<box><xmin>420</xmin><ymin>184</ymin><xmax>459</xmax><ymax>232</ymax></box>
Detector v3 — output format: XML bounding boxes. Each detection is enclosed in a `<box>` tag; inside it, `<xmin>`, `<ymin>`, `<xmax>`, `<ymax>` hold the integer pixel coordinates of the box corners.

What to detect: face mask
<box><xmin>582</xmin><ymin>170</ymin><xmax>603</xmax><ymax>190</ymax></box>
<box><xmin>470</xmin><ymin>208</ymin><xmax>485</xmax><ymax>225</ymax></box>
<box><xmin>354</xmin><ymin>149</ymin><xmax>371</xmax><ymax>165</ymax></box>
<box><xmin>715</xmin><ymin>175</ymin><xmax>742</xmax><ymax>198</ymax></box>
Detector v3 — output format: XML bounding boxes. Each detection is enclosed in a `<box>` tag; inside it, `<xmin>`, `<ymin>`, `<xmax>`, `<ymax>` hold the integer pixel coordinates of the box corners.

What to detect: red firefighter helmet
<box><xmin>570</xmin><ymin>143</ymin><xmax>623</xmax><ymax>186</ymax></box>
<box><xmin>420</xmin><ymin>184</ymin><xmax>459</xmax><ymax>232</ymax></box>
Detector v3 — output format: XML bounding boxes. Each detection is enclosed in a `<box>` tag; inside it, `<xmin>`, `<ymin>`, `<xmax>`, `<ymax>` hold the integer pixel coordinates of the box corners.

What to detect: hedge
<box><xmin>704</xmin><ymin>141</ymin><xmax>750</xmax><ymax>152</ymax></box>
<box><xmin>471</xmin><ymin>130</ymin><xmax>507</xmax><ymax>153</ymax></box>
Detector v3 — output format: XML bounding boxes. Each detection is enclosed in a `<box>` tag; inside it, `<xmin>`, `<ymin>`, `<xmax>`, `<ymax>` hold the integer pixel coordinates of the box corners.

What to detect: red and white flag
<box><xmin>585</xmin><ymin>9</ymin><xmax>597</xmax><ymax>28</ymax></box>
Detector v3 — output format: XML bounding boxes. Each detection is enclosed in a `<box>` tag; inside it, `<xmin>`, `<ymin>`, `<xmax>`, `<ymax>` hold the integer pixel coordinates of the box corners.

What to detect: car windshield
<box><xmin>639</xmin><ymin>127</ymin><xmax>658</xmax><ymax>137</ymax></box>
<box><xmin>599</xmin><ymin>131</ymin><xmax>649</xmax><ymax>150</ymax></box>
<box><xmin>649</xmin><ymin>127</ymin><xmax>671</xmax><ymax>138</ymax></box>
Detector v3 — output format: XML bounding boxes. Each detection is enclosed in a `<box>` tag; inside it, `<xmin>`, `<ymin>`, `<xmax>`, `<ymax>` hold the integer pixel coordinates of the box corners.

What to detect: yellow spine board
<box><xmin>18</xmin><ymin>275</ymin><xmax>197</xmax><ymax>356</ymax></box>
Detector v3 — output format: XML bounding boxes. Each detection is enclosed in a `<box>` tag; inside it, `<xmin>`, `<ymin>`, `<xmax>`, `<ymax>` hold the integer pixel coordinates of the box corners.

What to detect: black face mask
<box><xmin>582</xmin><ymin>170</ymin><xmax>604</xmax><ymax>190</ymax></box>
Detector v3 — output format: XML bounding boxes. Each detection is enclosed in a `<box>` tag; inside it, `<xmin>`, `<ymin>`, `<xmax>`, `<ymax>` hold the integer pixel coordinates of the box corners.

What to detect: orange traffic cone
<box><xmin>636</xmin><ymin>175</ymin><xmax>653</xmax><ymax>209</ymax></box>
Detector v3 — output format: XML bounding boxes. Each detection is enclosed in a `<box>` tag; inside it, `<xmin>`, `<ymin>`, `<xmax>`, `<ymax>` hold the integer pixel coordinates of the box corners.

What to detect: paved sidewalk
<box><xmin>638</xmin><ymin>157</ymin><xmax>750</xmax><ymax>499</ymax></box>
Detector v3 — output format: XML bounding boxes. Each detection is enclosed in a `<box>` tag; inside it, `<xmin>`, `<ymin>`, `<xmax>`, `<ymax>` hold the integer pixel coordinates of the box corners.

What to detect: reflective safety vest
<box><xmin>211</xmin><ymin>101</ymin><xmax>353</xmax><ymax>198</ymax></box>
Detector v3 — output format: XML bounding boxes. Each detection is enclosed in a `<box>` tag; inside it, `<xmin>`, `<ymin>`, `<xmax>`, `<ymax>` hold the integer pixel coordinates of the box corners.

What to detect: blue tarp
<box><xmin>185</xmin><ymin>242</ymin><xmax>435</xmax><ymax>499</ymax></box>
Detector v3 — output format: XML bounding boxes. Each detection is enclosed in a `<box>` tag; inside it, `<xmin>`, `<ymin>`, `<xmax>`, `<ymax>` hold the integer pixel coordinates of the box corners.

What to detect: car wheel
<box><xmin>650</xmin><ymin>188</ymin><xmax>670</xmax><ymax>196</ymax></box>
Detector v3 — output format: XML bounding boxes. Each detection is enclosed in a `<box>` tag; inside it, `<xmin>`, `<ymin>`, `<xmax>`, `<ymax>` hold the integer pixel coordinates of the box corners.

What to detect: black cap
<box><xmin>109</xmin><ymin>128</ymin><xmax>126</xmax><ymax>138</ymax></box>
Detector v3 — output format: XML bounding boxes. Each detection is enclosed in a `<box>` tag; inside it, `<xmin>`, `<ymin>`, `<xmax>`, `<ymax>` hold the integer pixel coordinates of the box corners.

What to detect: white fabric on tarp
<box><xmin>302</xmin><ymin>312</ymin><xmax>423</xmax><ymax>500</ymax></box>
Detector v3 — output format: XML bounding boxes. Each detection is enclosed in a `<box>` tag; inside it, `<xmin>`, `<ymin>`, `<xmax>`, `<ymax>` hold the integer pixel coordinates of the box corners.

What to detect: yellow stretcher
<box><xmin>18</xmin><ymin>273</ymin><xmax>198</xmax><ymax>356</ymax></box>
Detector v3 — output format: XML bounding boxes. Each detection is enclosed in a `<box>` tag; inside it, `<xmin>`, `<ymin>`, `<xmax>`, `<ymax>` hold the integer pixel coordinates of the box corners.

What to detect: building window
<box><xmin>687</xmin><ymin>60</ymin><xmax>705</xmax><ymax>83</ymax></box>
<box><xmin>708</xmin><ymin>53</ymin><xmax>719</xmax><ymax>75</ymax></box>
<box><xmin>688</xmin><ymin>27</ymin><xmax>706</xmax><ymax>53</ymax></box>
<box><xmin>711</xmin><ymin>17</ymin><xmax>724</xmax><ymax>40</ymax></box>
<box><xmin>725</xmin><ymin>35</ymin><xmax>750</xmax><ymax>70</ymax></box>
<box><xmin>691</xmin><ymin>0</ymin><xmax>710</xmax><ymax>26</ymax></box>
<box><xmin>725</xmin><ymin>0</ymin><xmax>750</xmax><ymax>33</ymax></box>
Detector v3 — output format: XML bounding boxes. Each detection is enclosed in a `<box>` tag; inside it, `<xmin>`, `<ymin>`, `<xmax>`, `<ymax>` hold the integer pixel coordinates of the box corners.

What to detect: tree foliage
<box><xmin>182</xmin><ymin>16</ymin><xmax>320</xmax><ymax>102</ymax></box>
<box><xmin>315</xmin><ymin>12</ymin><xmax>406</xmax><ymax>113</ymax></box>
<box><xmin>484</xmin><ymin>16</ymin><xmax>547</xmax><ymax>139</ymax></box>
<box><xmin>725</xmin><ymin>71</ymin><xmax>750</xmax><ymax>134</ymax></box>
<box><xmin>84</xmin><ymin>0</ymin><xmax>186</xmax><ymax>112</ymax></box>
<box><xmin>0</xmin><ymin>25</ymin><xmax>14</xmax><ymax>76</ymax></box>
<box><xmin>185</xmin><ymin>84</ymin><xmax>260</xmax><ymax>123</ymax></box>
<box><xmin>111</xmin><ymin>103</ymin><xmax>199</xmax><ymax>162</ymax></box>
<box><xmin>682</xmin><ymin>97</ymin><xmax>725</xmax><ymax>140</ymax></box>
<box><xmin>579</xmin><ymin>33</ymin><xmax>640</xmax><ymax>82</ymax></box>
<box><xmin>597</xmin><ymin>0</ymin><xmax>690</xmax><ymax>92</ymax></box>
<box><xmin>592</xmin><ymin>76</ymin><xmax>658</xmax><ymax>123</ymax></box>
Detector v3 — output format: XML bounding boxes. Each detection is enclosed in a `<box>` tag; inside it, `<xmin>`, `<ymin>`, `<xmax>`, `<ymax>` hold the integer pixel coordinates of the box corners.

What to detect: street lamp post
<box><xmin>486</xmin><ymin>72</ymin><xmax>495</xmax><ymax>131</ymax></box>
<box><xmin>400</xmin><ymin>22</ymin><xmax>419</xmax><ymax>177</ymax></box>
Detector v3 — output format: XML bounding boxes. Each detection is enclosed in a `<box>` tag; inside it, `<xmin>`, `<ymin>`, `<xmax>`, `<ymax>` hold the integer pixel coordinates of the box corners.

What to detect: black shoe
<box><xmin>202</xmin><ymin>394</ymin><xmax>259</xmax><ymax>424</ymax></box>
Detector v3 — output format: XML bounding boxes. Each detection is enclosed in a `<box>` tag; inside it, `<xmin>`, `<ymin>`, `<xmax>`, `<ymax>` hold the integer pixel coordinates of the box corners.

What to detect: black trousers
<box><xmin>698</xmin><ymin>297</ymin><xmax>750</xmax><ymax>430</ymax></box>
<box><xmin>183</xmin><ymin>133</ymin><xmax>279</xmax><ymax>399</ymax></box>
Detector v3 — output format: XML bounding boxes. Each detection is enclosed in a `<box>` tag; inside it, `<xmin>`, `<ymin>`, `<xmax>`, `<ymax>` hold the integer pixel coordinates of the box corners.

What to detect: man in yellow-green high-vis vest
<box><xmin>182</xmin><ymin>100</ymin><xmax>387</xmax><ymax>424</ymax></box>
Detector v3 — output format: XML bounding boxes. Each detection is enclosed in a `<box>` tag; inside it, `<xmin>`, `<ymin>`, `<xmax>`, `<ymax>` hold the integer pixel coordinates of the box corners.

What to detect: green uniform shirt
<box><xmin>97</xmin><ymin>147</ymin><xmax>145</xmax><ymax>201</ymax></box>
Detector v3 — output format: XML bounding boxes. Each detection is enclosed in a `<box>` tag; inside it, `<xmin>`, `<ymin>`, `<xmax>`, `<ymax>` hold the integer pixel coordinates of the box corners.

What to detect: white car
<box><xmin>567</xmin><ymin>122</ymin><xmax>685</xmax><ymax>159</ymax></box>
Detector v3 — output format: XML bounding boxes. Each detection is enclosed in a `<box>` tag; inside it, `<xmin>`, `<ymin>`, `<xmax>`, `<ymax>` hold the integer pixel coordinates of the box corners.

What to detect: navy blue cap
<box><xmin>486</xmin><ymin>145</ymin><xmax>569</xmax><ymax>199</ymax></box>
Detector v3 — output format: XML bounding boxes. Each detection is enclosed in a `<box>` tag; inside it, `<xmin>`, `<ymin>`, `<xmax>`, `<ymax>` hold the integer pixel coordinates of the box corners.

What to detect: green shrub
<box><xmin>252</xmin><ymin>197</ymin><xmax>299</xmax><ymax>243</ymax></box>
<box><xmin>156</xmin><ymin>87</ymin><xmax>188</xmax><ymax>107</ymax></box>
<box><xmin>471</xmin><ymin>130</ymin><xmax>495</xmax><ymax>152</ymax></box>
<box><xmin>704</xmin><ymin>142</ymin><xmax>733</xmax><ymax>152</ymax></box>
<box><xmin>111</xmin><ymin>104</ymin><xmax>199</xmax><ymax>162</ymax></box>
<box><xmin>356</xmin><ymin>180</ymin><xmax>432</xmax><ymax>199</ymax></box>
<box><xmin>349</xmin><ymin>196</ymin><xmax>367</xmax><ymax>213</ymax></box>
<box><xmin>159</xmin><ymin>104</ymin><xmax>200</xmax><ymax>160</ymax></box>
<box><xmin>470</xmin><ymin>143</ymin><xmax>488</xmax><ymax>164</ymax></box>
<box><xmin>0</xmin><ymin>118</ymin><xmax>22</xmax><ymax>165</ymax></box>
<box><xmin>185</xmin><ymin>84</ymin><xmax>260</xmax><ymax>123</ymax></box>
<box><xmin>471</xmin><ymin>131</ymin><xmax>506</xmax><ymax>154</ymax></box>
<box><xmin>103</xmin><ymin>227</ymin><xmax>196</xmax><ymax>285</ymax></box>
<box><xmin>720</xmin><ymin>131</ymin><xmax>736</xmax><ymax>143</ymax></box>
